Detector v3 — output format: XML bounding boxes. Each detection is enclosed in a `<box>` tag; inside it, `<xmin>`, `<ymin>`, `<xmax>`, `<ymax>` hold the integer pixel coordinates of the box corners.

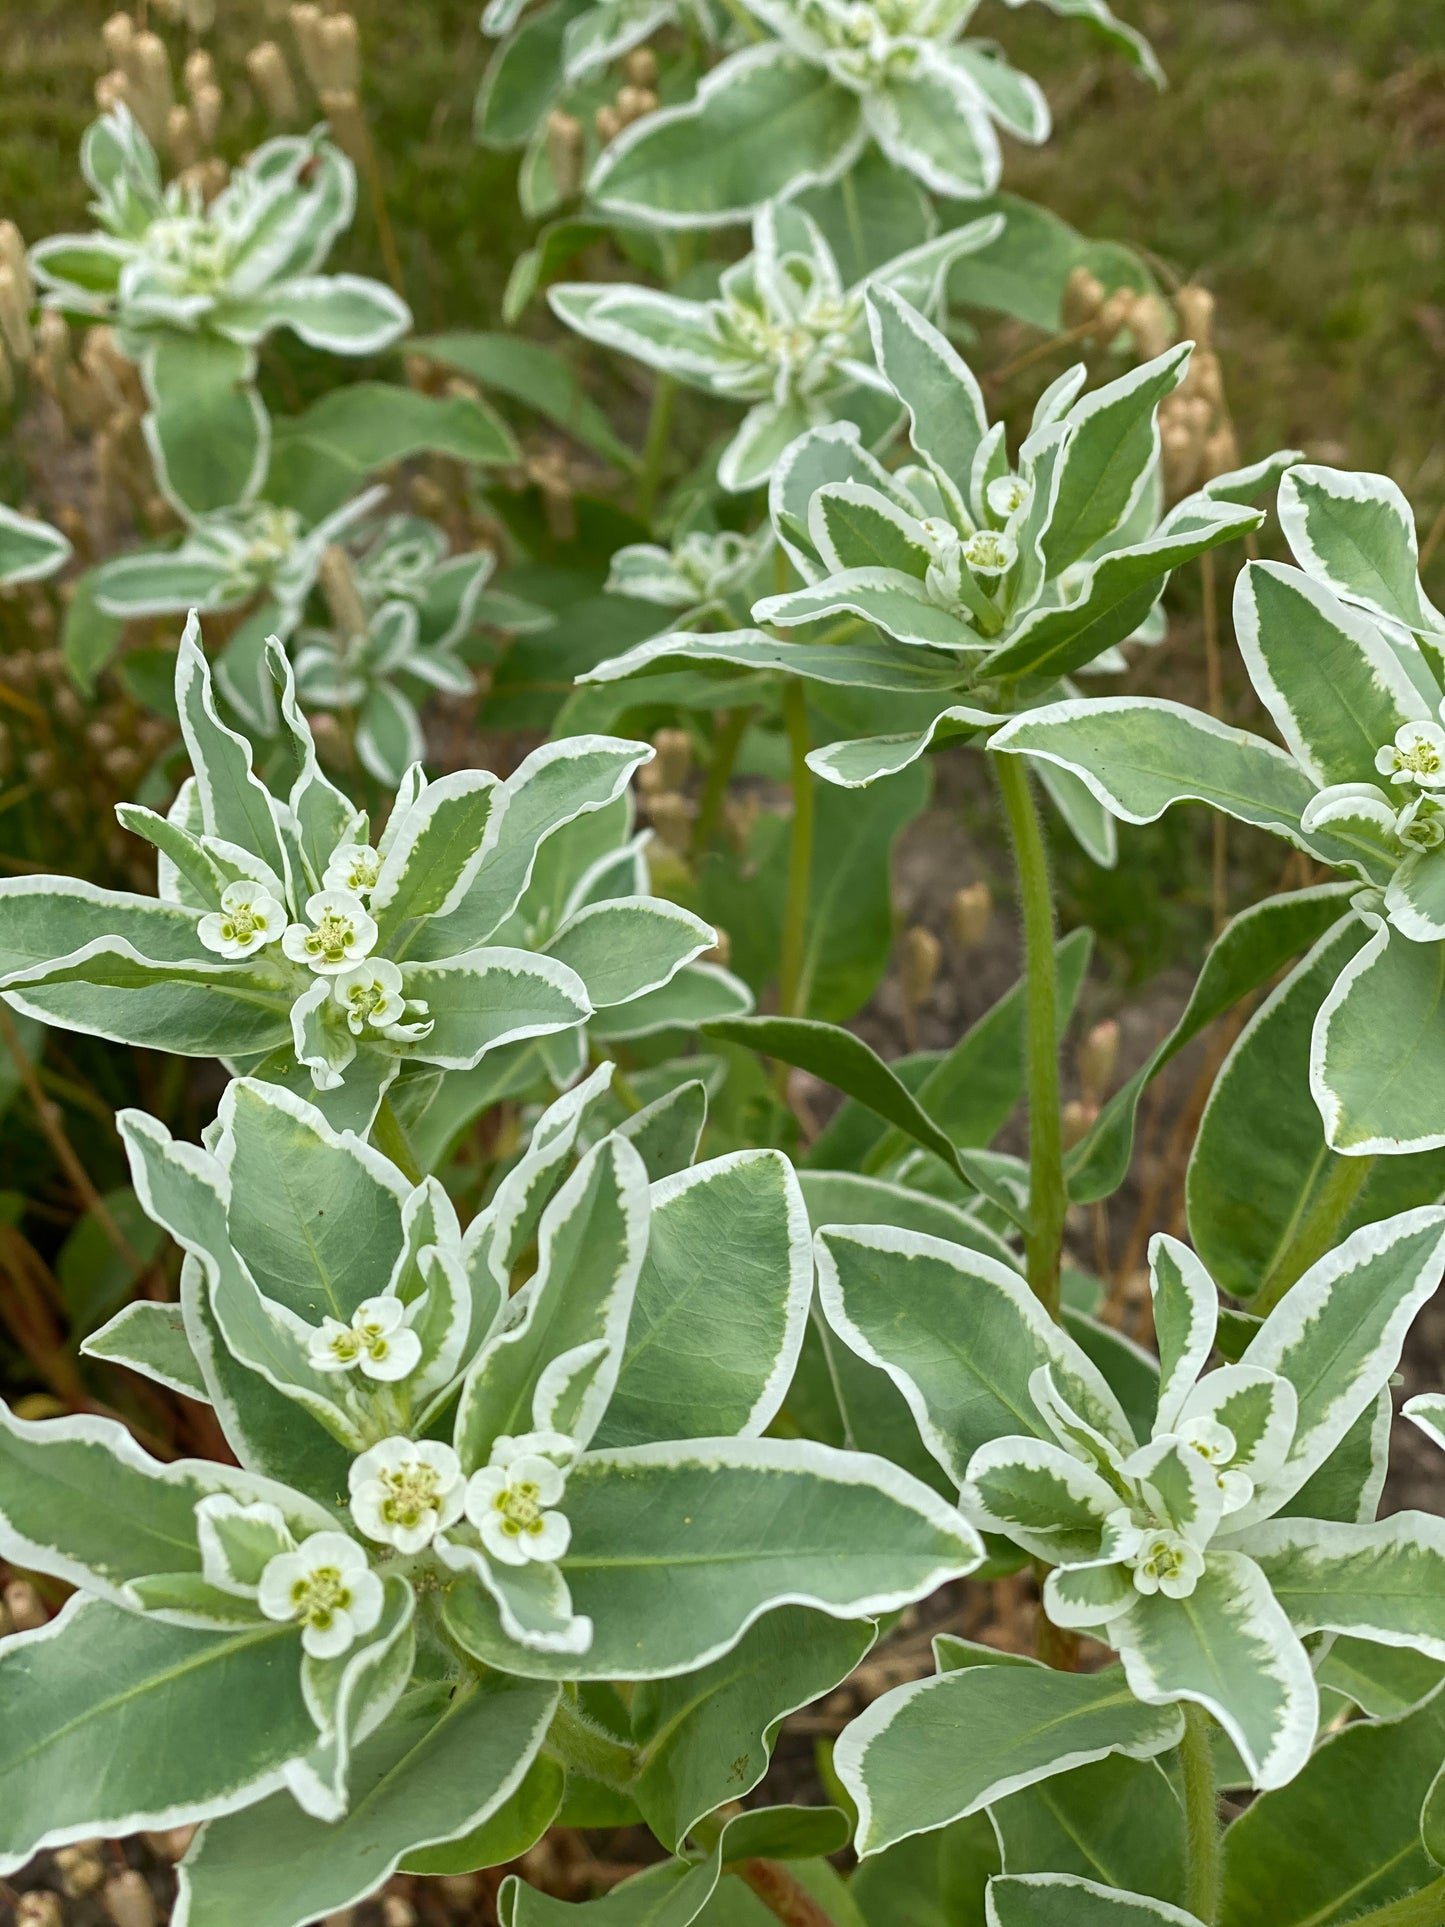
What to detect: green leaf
<box><xmin>174</xmin><ymin>620</ymin><xmax>290</xmax><ymax>883</ymax></box>
<box><xmin>757</xmin><ymin>568</ymin><xmax>983</xmax><ymax>651</ymax></box>
<box><xmin>370</xmin><ymin>771</ymin><xmax>504</xmax><ymax>945</ymax></box>
<box><xmin>584</xmin><ymin>630</ymin><xmax>970</xmax><ymax>698</ymax></box>
<box><xmin>443</xmin><ymin>1438</ymin><xmax>981</xmax><ymax>1679</ymax></box>
<box><xmin>83</xmin><ymin>1299</ymin><xmax>209</xmax><ymax>1401</ymax></box>
<box><xmin>1187</xmin><ymin>919</ymin><xmax>1445</xmax><ymax>1299</ymax></box>
<box><xmin>268</xmin><ymin>384</ymin><xmax>519</xmax><ymax>520</ymax></box>
<box><xmin>403</xmin><ymin>1751</ymin><xmax>564</xmax><ymax>1875</ymax></box>
<box><xmin>596</xmin><ymin>1150</ymin><xmax>811</xmax><ymax>1447</ymax></box>
<box><xmin>1</xmin><ymin>945</ymin><xmax>294</xmax><ymax>1060</ymax></box>
<box><xmin>1244</xmin><ymin>1513</ymin><xmax>1445</xmax><ymax>1657</ymax></box>
<box><xmin>175</xmin><ymin>1675</ymin><xmax>560</xmax><ymax>1927</ymax></box>
<box><xmin>1221</xmin><ymin>1684</ymin><xmax>1445</xmax><ymax>1926</ymax></box>
<box><xmin>61</xmin><ymin>570</ymin><xmax>124</xmax><ymax>695</ymax></box>
<box><xmin>545</xmin><ymin>898</ymin><xmax>714</xmax><ymax>1009</ymax></box>
<box><xmin>631</xmin><ymin>1606</ymin><xmax>875</xmax><ymax>1849</ymax></box>
<box><xmin>401</xmin><ymin>948</ymin><xmax>591</xmax><ymax>1069</ymax></box>
<box><xmin>0</xmin><ymin>1598</ymin><xmax>314</xmax><ymax>1872</ymax></box>
<box><xmin>1234</xmin><ymin>560</ymin><xmax>1428</xmax><ymax>788</ymax></box>
<box><xmin>140</xmin><ymin>334</ymin><xmax>268</xmax><ymax>516</ymax></box>
<box><xmin>412</xmin><ymin>331</ymin><xmax>636</xmax><ymax>469</ymax></box>
<box><xmin>812</xmin><ymin>484</ymin><xmax>933</xmax><ymax>578</ymax></box>
<box><xmin>1312</xmin><ymin>914</ymin><xmax>1445</xmax><ymax>1153</ymax></box>
<box><xmin>865</xmin><ymin>287</ymin><xmax>988</xmax><ymax>507</ymax></box>
<box><xmin>986</xmin><ymin>1876</ymin><xmax>1204</xmax><ymax>1926</ymax></box>
<box><xmin>815</xmin><ymin>1223</ymin><xmax>1130</xmax><ymax>1483</ymax></box>
<box><xmin>1278</xmin><ymin>463</ymin><xmax>1443</xmax><ymax>637</ymax></box>
<box><xmin>850</xmin><ymin>1811</ymin><xmax>1000</xmax><ymax>1927</ymax></box>
<box><xmin>476</xmin><ymin>0</ymin><xmax>584</xmax><ymax>146</ymax></box>
<box><xmin>590</xmin><ymin>961</ymin><xmax>754</xmax><ymax>1041</ymax></box>
<box><xmin>1113</xmin><ymin>1551</ymin><xmax>1315</xmax><ymax>1789</ymax></box>
<box><xmin>1068</xmin><ymin>883</ymin><xmax>1355</xmax><ymax>1202</ymax></box>
<box><xmin>1317</xmin><ymin>1637</ymin><xmax>1445</xmax><ymax>1718</ymax></box>
<box><xmin>590</xmin><ymin>48</ymin><xmax>864</xmax><ymax>226</ymax></box>
<box><xmin>836</xmin><ymin>1642</ymin><xmax>1183</xmax><ymax>1855</ymax></box>
<box><xmin>1041</xmin><ymin>347</ymin><xmax>1189</xmax><ymax>572</ymax></box>
<box><xmin>990</xmin><ymin>1755</ymin><xmax>1185</xmax><ymax>1907</ymax></box>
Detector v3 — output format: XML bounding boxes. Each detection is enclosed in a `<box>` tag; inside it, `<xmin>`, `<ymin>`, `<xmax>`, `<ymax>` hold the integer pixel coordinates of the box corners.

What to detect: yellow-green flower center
<box><xmin>378</xmin><ymin>1464</ymin><xmax>443</xmax><ymax>1531</ymax></box>
<box><xmin>307</xmin><ymin>911</ymin><xmax>357</xmax><ymax>963</ymax></box>
<box><xmin>493</xmin><ymin>1479</ymin><xmax>546</xmax><ymax>1539</ymax></box>
<box><xmin>290</xmin><ymin>1565</ymin><xmax>353</xmax><ymax>1631</ymax></box>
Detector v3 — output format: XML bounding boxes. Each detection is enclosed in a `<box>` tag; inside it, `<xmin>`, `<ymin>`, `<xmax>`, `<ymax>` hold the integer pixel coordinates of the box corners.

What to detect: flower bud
<box><xmin>900</xmin><ymin>924</ymin><xmax>941</xmax><ymax>1008</ymax></box>
<box><xmin>1062</xmin><ymin>266</ymin><xmax>1105</xmax><ymax>331</ymax></box>
<box><xmin>623</xmin><ymin>46</ymin><xmax>658</xmax><ymax>85</ymax></box>
<box><xmin>101</xmin><ymin>10</ymin><xmax>134</xmax><ymax>62</ymax></box>
<box><xmin>247</xmin><ymin>41</ymin><xmax>302</xmax><ymax>121</ymax></box>
<box><xmin>949</xmin><ymin>880</ymin><xmax>992</xmax><ymax>949</ymax></box>
<box><xmin>1077</xmin><ymin>1018</ymin><xmax>1119</xmax><ymax>1104</ymax></box>
<box><xmin>3</xmin><ymin>1576</ymin><xmax>47</xmax><ymax>1630</ymax></box>
<box><xmin>103</xmin><ymin>1871</ymin><xmax>157</xmax><ymax>1927</ymax></box>
<box><xmin>545</xmin><ymin>110</ymin><xmax>585</xmax><ymax>200</ymax></box>
<box><xmin>54</xmin><ymin>1844</ymin><xmax>107</xmax><ymax>1898</ymax></box>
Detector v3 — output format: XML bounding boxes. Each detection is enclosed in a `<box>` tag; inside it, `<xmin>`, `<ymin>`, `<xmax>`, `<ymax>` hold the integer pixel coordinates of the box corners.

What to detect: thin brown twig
<box><xmin>984</xmin><ymin>318</ymin><xmax>1098</xmax><ymax>390</ymax></box>
<box><xmin>736</xmin><ymin>1859</ymin><xmax>838</xmax><ymax>1927</ymax></box>
<box><xmin>1420</xmin><ymin>496</ymin><xmax>1445</xmax><ymax>572</ymax></box>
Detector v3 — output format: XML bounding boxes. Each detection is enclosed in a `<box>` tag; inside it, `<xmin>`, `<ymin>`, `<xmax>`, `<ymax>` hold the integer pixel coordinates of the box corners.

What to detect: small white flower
<box><xmin>1397</xmin><ymin>794</ymin><xmax>1445</xmax><ymax>851</ymax></box>
<box><xmin>309</xmin><ymin>1296</ymin><xmax>422</xmax><ymax>1383</ymax></box>
<box><xmin>256</xmin><ymin>1530</ymin><xmax>383</xmax><ymax>1658</ymax></box>
<box><xmin>197</xmin><ymin>880</ymin><xmax>285</xmax><ymax>960</ymax></box>
<box><xmin>962</xmin><ymin>528</ymin><xmax>1017</xmax><ymax>579</ymax></box>
<box><xmin>349</xmin><ymin>1436</ymin><xmax>464</xmax><ymax>1553</ymax></box>
<box><xmin>331</xmin><ymin>959</ymin><xmax>433</xmax><ymax>1041</ymax></box>
<box><xmin>323</xmin><ymin>843</ymin><xmax>383</xmax><ymax>897</ymax></box>
<box><xmin>1376</xmin><ymin>721</ymin><xmax>1445</xmax><ymax>789</ymax></box>
<box><xmin>1177</xmin><ymin>1416</ymin><xmax>1253</xmax><ymax>1514</ymax></box>
<box><xmin>464</xmin><ymin>1436</ymin><xmax>573</xmax><ymax>1568</ymax></box>
<box><xmin>1129</xmin><ymin>1529</ymin><xmax>1206</xmax><ymax>1599</ymax></box>
<box><xmin>985</xmin><ymin>475</ymin><xmax>1031</xmax><ymax>523</ymax></box>
<box><xmin>282</xmin><ymin>889</ymin><xmax>378</xmax><ymax>975</ymax></box>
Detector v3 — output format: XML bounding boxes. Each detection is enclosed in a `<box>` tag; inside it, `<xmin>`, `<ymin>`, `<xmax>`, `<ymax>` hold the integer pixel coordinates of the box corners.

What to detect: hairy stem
<box><xmin>1181</xmin><ymin>1703</ymin><xmax>1221</xmax><ymax>1925</ymax></box>
<box><xmin>693</xmin><ymin>706</ymin><xmax>753</xmax><ymax>856</ymax></box>
<box><xmin>1254</xmin><ymin>1152</ymin><xmax>1375</xmax><ymax>1314</ymax></box>
<box><xmin>778</xmin><ymin>679</ymin><xmax>815</xmax><ymax>1019</ymax></box>
<box><xmin>636</xmin><ymin>374</ymin><xmax>678</xmax><ymax>524</ymax></box>
<box><xmin>1346</xmin><ymin>1875</ymin><xmax>1445</xmax><ymax>1927</ymax></box>
<box><xmin>545</xmin><ymin>1696</ymin><xmax>639</xmax><ymax>1792</ymax></box>
<box><xmin>372</xmin><ymin>1096</ymin><xmax>424</xmax><ymax>1185</ymax></box>
<box><xmin>995</xmin><ymin>754</ymin><xmax>1065</xmax><ymax>1321</ymax></box>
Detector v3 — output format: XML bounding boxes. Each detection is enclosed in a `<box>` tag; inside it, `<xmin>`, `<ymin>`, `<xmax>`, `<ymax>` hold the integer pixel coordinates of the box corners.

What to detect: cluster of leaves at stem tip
<box><xmin>5</xmin><ymin>5</ymin><xmax>1445</xmax><ymax>1927</ymax></box>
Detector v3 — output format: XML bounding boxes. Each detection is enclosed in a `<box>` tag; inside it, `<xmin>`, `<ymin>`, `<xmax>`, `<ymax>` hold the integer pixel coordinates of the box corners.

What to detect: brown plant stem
<box><xmin>734</xmin><ymin>1859</ymin><xmax>838</xmax><ymax>1927</ymax></box>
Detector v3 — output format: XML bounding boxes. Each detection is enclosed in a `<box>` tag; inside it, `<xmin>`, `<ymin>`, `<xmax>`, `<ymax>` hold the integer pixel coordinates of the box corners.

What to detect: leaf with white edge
<box><xmin>174</xmin><ymin>620</ymin><xmax>290</xmax><ymax>884</ymax></box>
<box><xmin>1220</xmin><ymin>1683</ymin><xmax>1445</xmax><ymax>1927</ymax></box>
<box><xmin>590</xmin><ymin>960</ymin><xmax>754</xmax><ymax>1041</ymax></box>
<box><xmin>141</xmin><ymin>334</ymin><xmax>269</xmax><ymax>517</ymax></box>
<box><xmin>1039</xmin><ymin>346</ymin><xmax>1189</xmax><ymax>572</ymax></box>
<box><xmin>865</xmin><ymin>288</ymin><xmax>987</xmax><ymax>511</ymax></box>
<box><xmin>545</xmin><ymin>897</ymin><xmax>714</xmax><ymax>1011</ymax></box>
<box><xmin>770</xmin><ymin>420</ymin><xmax>911</xmax><ymax>571</ymax></box>
<box><xmin>986</xmin><ymin>1875</ymin><xmax>1203</xmax><ymax>1926</ymax></box>
<box><xmin>268</xmin><ymin>385</ymin><xmax>518</xmax><ymax>521</ymax></box>
<box><xmin>1278</xmin><ymin>463</ymin><xmax>1444</xmax><ymax>637</ymax></box>
<box><xmin>614</xmin><ymin>1080</ymin><xmax>708</xmax><ymax>1183</ymax></box>
<box><xmin>417</xmin><ymin>736</ymin><xmax>651</xmax><ymax>956</ymax></box>
<box><xmin>468</xmin><ymin>1061</ymin><xmax>618</xmax><ymax>1288</ymax></box>
<box><xmin>800</xmin><ymin>1172</ymin><xmax>1017</xmax><ymax>1270</ymax></box>
<box><xmin>867</xmin><ymin>57</ymin><xmax>1002</xmax><ymax>201</ymax></box>
<box><xmin>807</xmin><ymin>704</ymin><xmax>1002</xmax><ymax>789</ymax></box>
<box><xmin>1317</xmin><ymin>1637</ymin><xmax>1445</xmax><ymax>1718</ymax></box>
<box><xmin>581</xmin><ymin>630</ymin><xmax>969</xmax><ymax>697</ymax></box>
<box><xmin>82</xmin><ymin>1300</ymin><xmax>208</xmax><ymax>1401</ymax></box>
<box><xmin>848</xmin><ymin>1810</ymin><xmax>999</xmax><ymax>1927</ymax></box>
<box><xmin>755</xmin><ymin>568</ymin><xmax>984</xmax><ymax>652</ymax></box>
<box><xmin>1312</xmin><ymin>911</ymin><xmax>1445</xmax><ymax>1153</ymax></box>
<box><xmin>719</xmin><ymin>395</ymin><xmax>819</xmax><ymax>495</ymax></box>
<box><xmin>816</xmin><ymin>1223</ymin><xmax>1130</xmax><ymax>1486</ymax></box>
<box><xmin>960</xmin><ymin>1435</ymin><xmax>1120</xmax><ymax>1564</ymax></box>
<box><xmin>1233</xmin><ymin>559</ymin><xmax>1429</xmax><ymax>787</ymax></box>
<box><xmin>1068</xmin><ymin>883</ymin><xmax>1357</xmax><ymax>1203</ymax></box>
<box><xmin>1113</xmin><ymin>1550</ymin><xmax>1316</xmax><ymax>1790</ymax></box>
<box><xmin>631</xmin><ymin>1607</ymin><xmax>875</xmax><ymax>1849</ymax></box>
<box><xmin>1405</xmin><ymin>1392</ymin><xmax>1445</xmax><ymax>1454</ymax></box>
<box><xmin>402</xmin><ymin>947</ymin><xmax>591</xmax><ymax>1069</ymax></box>
<box><xmin>1278</xmin><ymin>1384</ymin><xmax>1390</xmax><ymax>1528</ymax></box>
<box><xmin>0</xmin><ymin>884</ymin><xmax>220</xmax><ymax>981</ymax></box>
<box><xmin>1241</xmin><ymin>1513</ymin><xmax>1445</xmax><ymax>1659</ymax></box>
<box><xmin>1147</xmin><ymin>1234</ymin><xmax>1216</xmax><ymax>1431</ymax></box>
<box><xmin>442</xmin><ymin>1438</ymin><xmax>982</xmax><ymax>1680</ymax></box>
<box><xmin>0</xmin><ymin>1598</ymin><xmax>316</xmax><ymax>1875</ymax></box>
<box><xmin>589</xmin><ymin>48</ymin><xmax>864</xmax><ymax>227</ymax></box>
<box><xmin>596</xmin><ymin>1150</ymin><xmax>812</xmax><ymax>1447</ymax></box>
<box><xmin>0</xmin><ymin>503</ymin><xmax>72</xmax><ymax>585</ymax></box>
<box><xmin>810</xmin><ymin>484</ymin><xmax>933</xmax><ymax>579</ymax></box>
<box><xmin>458</xmin><ymin>1134</ymin><xmax>651</xmax><ymax>1463</ymax></box>
<box><xmin>288</xmin><ymin>1577</ymin><xmax>416</xmax><ymax>1823</ymax></box>
<box><xmin>989</xmin><ymin>698</ymin><xmax>1370</xmax><ymax>874</ymax></box>
<box><xmin>174</xmin><ymin>1675</ymin><xmax>559</xmax><ymax>1927</ymax></box>
<box><xmin>402</xmin><ymin>1751</ymin><xmax>563</xmax><ymax>1876</ymax></box>
<box><xmin>989</xmin><ymin>1755</ymin><xmax>1186</xmax><ymax>1907</ymax></box>
<box><xmin>369</xmin><ymin>771</ymin><xmax>504</xmax><ymax>945</ymax></box>
<box><xmin>1236</xmin><ymin>1205</ymin><xmax>1445</xmax><ymax>1522</ymax></box>
<box><xmin>836</xmin><ymin>1642</ymin><xmax>1183</xmax><ymax>1857</ymax></box>
<box><xmin>217</xmin><ymin>1079</ymin><xmax>409</xmax><ymax>1323</ymax></box>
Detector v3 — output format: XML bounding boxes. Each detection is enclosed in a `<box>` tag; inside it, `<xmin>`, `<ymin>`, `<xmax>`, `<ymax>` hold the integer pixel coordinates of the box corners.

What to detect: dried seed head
<box><xmin>651</xmin><ymin>726</ymin><xmax>693</xmax><ymax>791</ymax></box>
<box><xmin>0</xmin><ymin>220</ymin><xmax>30</xmax><ymax>296</ymax></box>
<box><xmin>123</xmin><ymin>31</ymin><xmax>175</xmax><ymax>145</ymax></box>
<box><xmin>1174</xmin><ymin>283</ymin><xmax>1215</xmax><ymax>349</ymax></box>
<box><xmin>1200</xmin><ymin>421</ymin><xmax>1241</xmax><ymax>482</ymax></box>
<box><xmin>623</xmin><ymin>46</ymin><xmax>658</xmax><ymax>86</ymax></box>
<box><xmin>142</xmin><ymin>1826</ymin><xmax>198</xmax><ymax>1862</ymax></box>
<box><xmin>184</xmin><ymin>48</ymin><xmax>216</xmax><ymax>97</ymax></box>
<box><xmin>0</xmin><ymin>263</ymin><xmax>34</xmax><ymax>363</ymax></box>
<box><xmin>722</xmin><ymin>791</ymin><xmax>759</xmax><ymax>851</ymax></box>
<box><xmin>17</xmin><ymin>1892</ymin><xmax>65</xmax><ymax>1927</ymax></box>
<box><xmin>318</xmin><ymin>13</ymin><xmax>362</xmax><ymax>92</ymax></box>
<box><xmin>407</xmin><ymin>474</ymin><xmax>450</xmax><ymax>520</ymax></box>
<box><xmin>594</xmin><ymin>103</ymin><xmax>623</xmax><ymax>144</ymax></box>
<box><xmin>380</xmin><ymin>1897</ymin><xmax>417</xmax><ymax>1927</ymax></box>
<box><xmin>35</xmin><ymin>306</ymin><xmax>72</xmax><ymax>382</ymax></box>
<box><xmin>436</xmin><ymin>1875</ymin><xmax>482</xmax><ymax>1906</ymax></box>
<box><xmin>1077</xmin><ymin>1018</ymin><xmax>1120</xmax><ymax>1104</ymax></box>
<box><xmin>182</xmin><ymin>0</ymin><xmax>217</xmax><ymax>31</ymax></box>
<box><xmin>1160</xmin><ymin>418</ymin><xmax>1202</xmax><ymax>499</ymax></box>
<box><xmin>1061</xmin><ymin>1099</ymin><xmax>1097</xmax><ymax>1151</ymax></box>
<box><xmin>101</xmin><ymin>10</ymin><xmax>135</xmax><ymax>62</ymax></box>
<box><xmin>545</xmin><ymin>110</ymin><xmax>585</xmax><ymax>200</ymax></box>
<box><xmin>102</xmin><ymin>1871</ymin><xmax>157</xmax><ymax>1927</ymax></box>
<box><xmin>54</xmin><ymin>1845</ymin><xmax>107</xmax><ymax>1898</ymax></box>
<box><xmin>616</xmin><ymin>84</ymin><xmax>654</xmax><ymax>124</ymax></box>
<box><xmin>900</xmin><ymin>924</ymin><xmax>942</xmax><ymax>1007</ymax></box>
<box><xmin>1092</xmin><ymin>286</ymin><xmax>1137</xmax><ymax>345</ymax></box>
<box><xmin>949</xmin><ymin>880</ymin><xmax>992</xmax><ymax>949</ymax></box>
<box><xmin>1128</xmin><ymin>292</ymin><xmax>1172</xmax><ymax>362</ymax></box>
<box><xmin>1181</xmin><ymin>348</ymin><xmax>1224</xmax><ymax>410</ymax></box>
<box><xmin>319</xmin><ymin>544</ymin><xmax>367</xmax><ymax>641</ymax></box>
<box><xmin>318</xmin><ymin>89</ymin><xmax>367</xmax><ymax>169</ymax></box>
<box><xmin>0</xmin><ymin>339</ymin><xmax>11</xmax><ymax>407</ymax></box>
<box><xmin>247</xmin><ymin>41</ymin><xmax>302</xmax><ymax>121</ymax></box>
<box><xmin>191</xmin><ymin>82</ymin><xmax>223</xmax><ymax>147</ymax></box>
<box><xmin>646</xmin><ymin>790</ymin><xmax>693</xmax><ymax>852</ymax></box>
<box><xmin>1062</xmin><ymin>265</ymin><xmax>1105</xmax><ymax>331</ymax></box>
<box><xmin>166</xmin><ymin>104</ymin><xmax>201</xmax><ymax>170</ymax></box>
<box><xmin>289</xmin><ymin>3</ymin><xmax>326</xmax><ymax>91</ymax></box>
<box><xmin>95</xmin><ymin>70</ymin><xmax>132</xmax><ymax>116</ymax></box>
<box><xmin>3</xmin><ymin>1576</ymin><xmax>47</xmax><ymax>1630</ymax></box>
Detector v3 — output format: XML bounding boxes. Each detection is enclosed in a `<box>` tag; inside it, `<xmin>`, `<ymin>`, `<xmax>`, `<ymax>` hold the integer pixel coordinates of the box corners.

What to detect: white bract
<box><xmin>331</xmin><ymin>960</ymin><xmax>433</xmax><ymax>1042</ymax></box>
<box><xmin>349</xmin><ymin>1436</ymin><xmax>466</xmax><ymax>1553</ymax></box>
<box><xmin>257</xmin><ymin>1532</ymin><xmax>385</xmax><ymax>1658</ymax></box>
<box><xmin>282</xmin><ymin>890</ymin><xmax>379</xmax><ymax>975</ymax></box>
<box><xmin>464</xmin><ymin>1432</ymin><xmax>575</xmax><ymax>1566</ymax></box>
<box><xmin>308</xmin><ymin>1297</ymin><xmax>423</xmax><ymax>1383</ymax></box>
<box><xmin>197</xmin><ymin>879</ymin><xmax>286</xmax><ymax>960</ymax></box>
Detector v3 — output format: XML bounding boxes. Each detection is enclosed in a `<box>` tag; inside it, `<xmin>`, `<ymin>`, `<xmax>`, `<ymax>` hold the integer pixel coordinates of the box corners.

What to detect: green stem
<box><xmin>1254</xmin><ymin>1153</ymin><xmax>1376</xmax><ymax>1315</ymax></box>
<box><xmin>544</xmin><ymin>1695</ymin><xmax>640</xmax><ymax>1793</ymax></box>
<box><xmin>1346</xmin><ymin>1875</ymin><xmax>1445</xmax><ymax>1927</ymax></box>
<box><xmin>1180</xmin><ymin>1703</ymin><xmax>1221</xmax><ymax>1925</ymax></box>
<box><xmin>995</xmin><ymin>754</ymin><xmax>1065</xmax><ymax>1321</ymax></box>
<box><xmin>693</xmin><ymin>706</ymin><xmax>753</xmax><ymax>856</ymax></box>
<box><xmin>372</xmin><ymin>1096</ymin><xmax>424</xmax><ymax>1185</ymax></box>
<box><xmin>636</xmin><ymin>373</ymin><xmax>678</xmax><ymax>524</ymax></box>
<box><xmin>777</xmin><ymin>678</ymin><xmax>814</xmax><ymax>1019</ymax></box>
